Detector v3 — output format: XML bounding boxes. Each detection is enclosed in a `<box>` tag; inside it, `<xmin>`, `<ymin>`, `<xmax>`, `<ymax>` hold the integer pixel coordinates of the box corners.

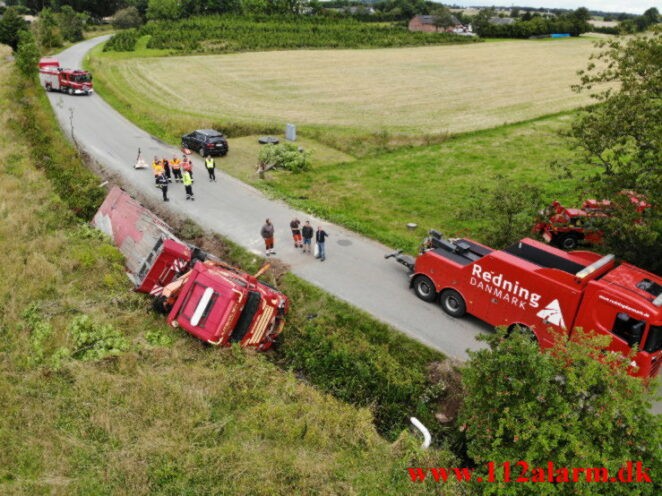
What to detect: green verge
<box><xmin>13</xmin><ymin>56</ymin><xmax>451</xmax><ymax>442</ymax></box>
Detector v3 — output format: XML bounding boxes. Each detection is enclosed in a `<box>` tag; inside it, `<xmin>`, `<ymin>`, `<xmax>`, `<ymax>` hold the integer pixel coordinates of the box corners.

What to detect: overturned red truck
<box><xmin>93</xmin><ymin>187</ymin><xmax>288</xmax><ymax>349</ymax></box>
<box><xmin>387</xmin><ymin>231</ymin><xmax>662</xmax><ymax>377</ymax></box>
<box><xmin>38</xmin><ymin>57</ymin><xmax>93</xmax><ymax>95</ymax></box>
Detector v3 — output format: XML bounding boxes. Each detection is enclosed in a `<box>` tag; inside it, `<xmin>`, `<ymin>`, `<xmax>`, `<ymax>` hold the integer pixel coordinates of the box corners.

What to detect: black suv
<box><xmin>181</xmin><ymin>129</ymin><xmax>229</xmax><ymax>157</ymax></box>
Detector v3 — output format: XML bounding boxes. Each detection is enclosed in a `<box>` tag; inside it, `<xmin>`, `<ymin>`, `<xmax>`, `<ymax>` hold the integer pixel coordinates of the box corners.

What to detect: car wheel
<box><xmin>413</xmin><ymin>275</ymin><xmax>437</xmax><ymax>302</ymax></box>
<box><xmin>440</xmin><ymin>289</ymin><xmax>466</xmax><ymax>317</ymax></box>
<box><xmin>558</xmin><ymin>234</ymin><xmax>580</xmax><ymax>250</ymax></box>
<box><xmin>199</xmin><ymin>147</ymin><xmax>206</xmax><ymax>157</ymax></box>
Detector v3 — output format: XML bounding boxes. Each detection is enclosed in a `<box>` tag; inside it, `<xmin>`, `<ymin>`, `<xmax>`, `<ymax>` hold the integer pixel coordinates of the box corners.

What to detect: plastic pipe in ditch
<box><xmin>410</xmin><ymin>417</ymin><xmax>431</xmax><ymax>449</ymax></box>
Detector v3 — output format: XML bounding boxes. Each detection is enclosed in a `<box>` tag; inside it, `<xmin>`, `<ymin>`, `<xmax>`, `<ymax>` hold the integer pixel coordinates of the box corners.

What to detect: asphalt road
<box><xmin>47</xmin><ymin>35</ymin><xmax>491</xmax><ymax>360</ymax></box>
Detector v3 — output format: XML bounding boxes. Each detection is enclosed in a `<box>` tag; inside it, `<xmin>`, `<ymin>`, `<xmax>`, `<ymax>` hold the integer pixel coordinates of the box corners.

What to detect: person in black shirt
<box><xmin>290</xmin><ymin>218</ymin><xmax>302</xmax><ymax>248</ymax></box>
<box><xmin>301</xmin><ymin>221</ymin><xmax>314</xmax><ymax>254</ymax></box>
<box><xmin>315</xmin><ymin>226</ymin><xmax>329</xmax><ymax>261</ymax></box>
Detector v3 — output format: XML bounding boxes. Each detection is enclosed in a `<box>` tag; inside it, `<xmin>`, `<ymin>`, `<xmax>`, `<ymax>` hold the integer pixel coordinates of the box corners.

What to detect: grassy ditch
<box><xmin>1</xmin><ymin>51</ymin><xmax>467</xmax><ymax>494</ymax></box>
<box><xmin>12</xmin><ymin>53</ymin><xmax>455</xmax><ymax>443</ymax></box>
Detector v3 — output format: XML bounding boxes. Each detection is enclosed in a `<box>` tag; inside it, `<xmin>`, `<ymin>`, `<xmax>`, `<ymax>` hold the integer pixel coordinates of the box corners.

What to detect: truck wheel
<box><xmin>45</xmin><ymin>84</ymin><xmax>52</xmax><ymax>92</ymax></box>
<box><xmin>67</xmin><ymin>87</ymin><xmax>74</xmax><ymax>95</ymax></box>
<box><xmin>440</xmin><ymin>289</ymin><xmax>466</xmax><ymax>317</ymax></box>
<box><xmin>199</xmin><ymin>147</ymin><xmax>206</xmax><ymax>157</ymax></box>
<box><xmin>558</xmin><ymin>234</ymin><xmax>579</xmax><ymax>250</ymax></box>
<box><xmin>413</xmin><ymin>275</ymin><xmax>437</xmax><ymax>302</ymax></box>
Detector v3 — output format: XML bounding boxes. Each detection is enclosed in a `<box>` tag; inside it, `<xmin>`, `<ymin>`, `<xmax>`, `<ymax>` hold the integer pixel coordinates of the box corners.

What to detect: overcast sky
<box><xmin>450</xmin><ymin>2</ymin><xmax>661</xmax><ymax>15</ymax></box>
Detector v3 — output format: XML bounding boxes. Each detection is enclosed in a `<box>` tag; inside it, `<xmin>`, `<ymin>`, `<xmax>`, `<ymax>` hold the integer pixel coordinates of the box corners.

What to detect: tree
<box><xmin>146</xmin><ymin>0</ymin><xmax>182</xmax><ymax>20</ymax></box>
<box><xmin>510</xmin><ymin>8</ymin><xmax>519</xmax><ymax>18</ymax></box>
<box><xmin>568</xmin><ymin>32</ymin><xmax>662</xmax><ymax>272</ymax></box>
<box><xmin>642</xmin><ymin>7</ymin><xmax>660</xmax><ymax>26</ymax></box>
<box><xmin>460</xmin><ymin>328</ymin><xmax>661</xmax><ymax>495</ymax></box>
<box><xmin>572</xmin><ymin>6</ymin><xmax>590</xmax><ymax>22</ymax></box>
<box><xmin>458</xmin><ymin>175</ymin><xmax>542</xmax><ymax>249</ymax></box>
<box><xmin>431</xmin><ymin>4</ymin><xmax>454</xmax><ymax>30</ymax></box>
<box><xmin>34</xmin><ymin>8</ymin><xmax>62</xmax><ymax>49</ymax></box>
<box><xmin>111</xmin><ymin>6</ymin><xmax>143</xmax><ymax>29</ymax></box>
<box><xmin>0</xmin><ymin>6</ymin><xmax>28</xmax><ymax>52</ymax></box>
<box><xmin>15</xmin><ymin>29</ymin><xmax>40</xmax><ymax>79</ymax></box>
<box><xmin>58</xmin><ymin>5</ymin><xmax>85</xmax><ymax>42</ymax></box>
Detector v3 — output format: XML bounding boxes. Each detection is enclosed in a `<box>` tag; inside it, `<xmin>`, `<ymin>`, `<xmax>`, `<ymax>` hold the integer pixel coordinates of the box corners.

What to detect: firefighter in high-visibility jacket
<box><xmin>171</xmin><ymin>156</ymin><xmax>182</xmax><ymax>182</ymax></box>
<box><xmin>182</xmin><ymin>156</ymin><xmax>193</xmax><ymax>182</ymax></box>
<box><xmin>152</xmin><ymin>157</ymin><xmax>164</xmax><ymax>186</ymax></box>
<box><xmin>205</xmin><ymin>156</ymin><xmax>216</xmax><ymax>182</ymax></box>
<box><xmin>182</xmin><ymin>170</ymin><xmax>194</xmax><ymax>201</ymax></box>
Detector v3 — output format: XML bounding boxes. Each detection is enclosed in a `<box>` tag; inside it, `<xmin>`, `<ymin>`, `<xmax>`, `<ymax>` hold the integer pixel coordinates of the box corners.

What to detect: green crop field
<box><xmin>91</xmin><ymin>37</ymin><xmax>600</xmax><ymax>139</ymax></box>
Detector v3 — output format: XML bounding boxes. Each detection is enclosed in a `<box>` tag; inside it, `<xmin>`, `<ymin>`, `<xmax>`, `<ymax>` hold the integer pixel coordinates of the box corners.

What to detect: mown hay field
<box><xmin>94</xmin><ymin>37</ymin><xmax>601</xmax><ymax>135</ymax></box>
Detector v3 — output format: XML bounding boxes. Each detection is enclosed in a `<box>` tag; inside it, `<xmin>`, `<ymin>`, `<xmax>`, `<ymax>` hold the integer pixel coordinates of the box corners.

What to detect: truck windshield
<box><xmin>72</xmin><ymin>74</ymin><xmax>91</xmax><ymax>83</ymax></box>
<box><xmin>644</xmin><ymin>325</ymin><xmax>662</xmax><ymax>353</ymax></box>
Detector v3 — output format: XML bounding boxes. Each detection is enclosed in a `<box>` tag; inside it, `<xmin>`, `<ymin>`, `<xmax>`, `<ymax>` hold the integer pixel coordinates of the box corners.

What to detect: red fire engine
<box><xmin>387</xmin><ymin>230</ymin><xmax>662</xmax><ymax>377</ymax></box>
<box><xmin>92</xmin><ymin>187</ymin><xmax>288</xmax><ymax>350</ymax></box>
<box><xmin>533</xmin><ymin>193</ymin><xmax>651</xmax><ymax>250</ymax></box>
<box><xmin>38</xmin><ymin>57</ymin><xmax>93</xmax><ymax>96</ymax></box>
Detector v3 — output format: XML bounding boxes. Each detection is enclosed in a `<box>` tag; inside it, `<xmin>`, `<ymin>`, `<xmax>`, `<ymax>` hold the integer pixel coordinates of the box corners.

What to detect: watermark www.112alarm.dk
<box><xmin>407</xmin><ymin>461</ymin><xmax>653</xmax><ymax>484</ymax></box>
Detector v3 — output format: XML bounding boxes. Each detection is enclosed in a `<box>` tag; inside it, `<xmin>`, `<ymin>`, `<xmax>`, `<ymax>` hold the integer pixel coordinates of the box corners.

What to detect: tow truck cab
<box><xmin>167</xmin><ymin>262</ymin><xmax>288</xmax><ymax>350</ymax></box>
<box><xmin>411</xmin><ymin>234</ymin><xmax>662</xmax><ymax>378</ymax></box>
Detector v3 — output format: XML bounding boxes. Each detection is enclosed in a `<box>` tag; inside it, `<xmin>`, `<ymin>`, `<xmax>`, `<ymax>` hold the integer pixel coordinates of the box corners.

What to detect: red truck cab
<box><xmin>167</xmin><ymin>261</ymin><xmax>288</xmax><ymax>350</ymax></box>
<box><xmin>391</xmin><ymin>231</ymin><xmax>662</xmax><ymax>378</ymax></box>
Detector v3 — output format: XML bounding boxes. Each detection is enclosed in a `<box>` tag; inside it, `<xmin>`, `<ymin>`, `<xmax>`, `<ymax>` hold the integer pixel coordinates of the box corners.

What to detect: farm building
<box><xmin>409</xmin><ymin>15</ymin><xmax>463</xmax><ymax>33</ymax></box>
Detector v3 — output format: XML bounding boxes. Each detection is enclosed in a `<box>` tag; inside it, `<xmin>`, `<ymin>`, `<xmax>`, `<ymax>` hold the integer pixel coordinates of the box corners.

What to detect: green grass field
<box><xmin>90</xmin><ymin>37</ymin><xmax>599</xmax><ymax>139</ymax></box>
<box><xmin>223</xmin><ymin>115</ymin><xmax>586</xmax><ymax>250</ymax></box>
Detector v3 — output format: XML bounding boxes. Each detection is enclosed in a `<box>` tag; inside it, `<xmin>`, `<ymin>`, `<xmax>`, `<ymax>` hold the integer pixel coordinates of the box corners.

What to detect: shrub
<box><xmin>67</xmin><ymin>314</ymin><xmax>130</xmax><ymax>361</ymax></box>
<box><xmin>15</xmin><ymin>30</ymin><xmax>40</xmax><ymax>80</ymax></box>
<box><xmin>258</xmin><ymin>142</ymin><xmax>311</xmax><ymax>174</ymax></box>
<box><xmin>103</xmin><ymin>29</ymin><xmax>139</xmax><ymax>52</ymax></box>
<box><xmin>58</xmin><ymin>6</ymin><xmax>85</xmax><ymax>42</ymax></box>
<box><xmin>0</xmin><ymin>6</ymin><xmax>28</xmax><ymax>51</ymax></box>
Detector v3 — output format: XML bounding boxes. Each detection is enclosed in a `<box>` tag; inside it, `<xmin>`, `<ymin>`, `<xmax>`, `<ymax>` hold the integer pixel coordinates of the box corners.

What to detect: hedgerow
<box><xmin>105</xmin><ymin>14</ymin><xmax>479</xmax><ymax>53</ymax></box>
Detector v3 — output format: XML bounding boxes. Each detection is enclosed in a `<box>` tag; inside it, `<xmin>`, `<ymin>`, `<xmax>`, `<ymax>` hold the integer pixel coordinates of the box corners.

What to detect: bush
<box><xmin>258</xmin><ymin>142</ymin><xmax>311</xmax><ymax>173</ymax></box>
<box><xmin>0</xmin><ymin>6</ymin><xmax>28</xmax><ymax>51</ymax></box>
<box><xmin>460</xmin><ymin>328</ymin><xmax>661</xmax><ymax>494</ymax></box>
<box><xmin>111</xmin><ymin>6</ymin><xmax>143</xmax><ymax>30</ymax></box>
<box><xmin>15</xmin><ymin>30</ymin><xmax>40</xmax><ymax>80</ymax></box>
<box><xmin>103</xmin><ymin>29</ymin><xmax>139</xmax><ymax>52</ymax></box>
<box><xmin>67</xmin><ymin>314</ymin><xmax>131</xmax><ymax>361</ymax></box>
<box><xmin>58</xmin><ymin>5</ymin><xmax>85</xmax><ymax>42</ymax></box>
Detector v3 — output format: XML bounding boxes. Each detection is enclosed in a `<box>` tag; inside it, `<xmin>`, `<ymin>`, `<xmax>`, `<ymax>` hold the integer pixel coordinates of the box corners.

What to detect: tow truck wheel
<box><xmin>440</xmin><ymin>289</ymin><xmax>466</xmax><ymax>317</ymax></box>
<box><xmin>507</xmin><ymin>324</ymin><xmax>537</xmax><ymax>342</ymax></box>
<box><xmin>558</xmin><ymin>234</ymin><xmax>580</xmax><ymax>250</ymax></box>
<box><xmin>413</xmin><ymin>275</ymin><xmax>437</xmax><ymax>302</ymax></box>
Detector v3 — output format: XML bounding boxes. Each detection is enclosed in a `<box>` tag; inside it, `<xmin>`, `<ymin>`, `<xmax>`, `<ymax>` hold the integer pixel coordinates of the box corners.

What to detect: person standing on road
<box><xmin>182</xmin><ymin>170</ymin><xmax>195</xmax><ymax>201</ymax></box>
<box><xmin>290</xmin><ymin>218</ymin><xmax>302</xmax><ymax>248</ymax></box>
<box><xmin>205</xmin><ymin>156</ymin><xmax>216</xmax><ymax>182</ymax></box>
<box><xmin>156</xmin><ymin>172</ymin><xmax>169</xmax><ymax>202</ymax></box>
<box><xmin>182</xmin><ymin>156</ymin><xmax>194</xmax><ymax>182</ymax></box>
<box><xmin>162</xmin><ymin>157</ymin><xmax>172</xmax><ymax>183</ymax></box>
<box><xmin>261</xmin><ymin>219</ymin><xmax>275</xmax><ymax>256</ymax></box>
<box><xmin>171</xmin><ymin>156</ymin><xmax>182</xmax><ymax>182</ymax></box>
<box><xmin>315</xmin><ymin>226</ymin><xmax>329</xmax><ymax>261</ymax></box>
<box><xmin>152</xmin><ymin>158</ymin><xmax>164</xmax><ymax>186</ymax></box>
<box><xmin>301</xmin><ymin>220</ymin><xmax>313</xmax><ymax>254</ymax></box>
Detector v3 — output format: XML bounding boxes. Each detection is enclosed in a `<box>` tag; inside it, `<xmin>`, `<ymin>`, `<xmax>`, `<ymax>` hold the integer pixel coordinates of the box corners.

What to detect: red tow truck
<box><xmin>533</xmin><ymin>193</ymin><xmax>651</xmax><ymax>250</ymax></box>
<box><xmin>93</xmin><ymin>187</ymin><xmax>288</xmax><ymax>350</ymax></box>
<box><xmin>38</xmin><ymin>57</ymin><xmax>93</xmax><ymax>95</ymax></box>
<box><xmin>386</xmin><ymin>231</ymin><xmax>662</xmax><ymax>377</ymax></box>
